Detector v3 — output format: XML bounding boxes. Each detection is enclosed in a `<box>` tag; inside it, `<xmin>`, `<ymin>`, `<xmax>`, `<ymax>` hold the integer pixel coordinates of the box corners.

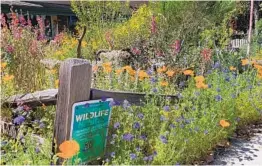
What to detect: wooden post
<box><xmin>52</xmin><ymin>58</ymin><xmax>92</xmax><ymax>163</ymax></box>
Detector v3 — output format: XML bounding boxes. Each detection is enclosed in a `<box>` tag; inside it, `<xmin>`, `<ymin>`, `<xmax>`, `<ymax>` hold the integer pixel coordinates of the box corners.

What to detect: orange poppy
<box><xmin>138</xmin><ymin>70</ymin><xmax>149</xmax><ymax>80</ymax></box>
<box><xmin>92</xmin><ymin>65</ymin><xmax>98</xmax><ymax>72</ymax></box>
<box><xmin>1</xmin><ymin>62</ymin><xmax>7</xmax><ymax>69</ymax></box>
<box><xmin>196</xmin><ymin>82</ymin><xmax>208</xmax><ymax>89</ymax></box>
<box><xmin>166</xmin><ymin>70</ymin><xmax>175</xmax><ymax>77</ymax></box>
<box><xmin>157</xmin><ymin>66</ymin><xmax>167</xmax><ymax>73</ymax></box>
<box><xmin>183</xmin><ymin>70</ymin><xmax>194</xmax><ymax>76</ymax></box>
<box><xmin>241</xmin><ymin>59</ymin><xmax>249</xmax><ymax>66</ymax></box>
<box><xmin>254</xmin><ymin>64</ymin><xmax>262</xmax><ymax>70</ymax></box>
<box><xmin>229</xmin><ymin>66</ymin><xmax>236</xmax><ymax>71</ymax></box>
<box><xmin>160</xmin><ymin>81</ymin><xmax>168</xmax><ymax>86</ymax></box>
<box><xmin>122</xmin><ymin>66</ymin><xmax>136</xmax><ymax>76</ymax></box>
<box><xmin>3</xmin><ymin>74</ymin><xmax>14</xmax><ymax>82</ymax></box>
<box><xmin>115</xmin><ymin>69</ymin><xmax>122</xmax><ymax>75</ymax></box>
<box><xmin>220</xmin><ymin>120</ymin><xmax>230</xmax><ymax>128</ymax></box>
<box><xmin>194</xmin><ymin>76</ymin><xmax>205</xmax><ymax>83</ymax></box>
<box><xmin>57</xmin><ymin>140</ymin><xmax>80</xmax><ymax>159</ymax></box>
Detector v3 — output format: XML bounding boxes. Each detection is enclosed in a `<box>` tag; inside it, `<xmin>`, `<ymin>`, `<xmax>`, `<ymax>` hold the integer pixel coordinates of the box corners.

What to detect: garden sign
<box><xmin>70</xmin><ymin>98</ymin><xmax>113</xmax><ymax>164</ymax></box>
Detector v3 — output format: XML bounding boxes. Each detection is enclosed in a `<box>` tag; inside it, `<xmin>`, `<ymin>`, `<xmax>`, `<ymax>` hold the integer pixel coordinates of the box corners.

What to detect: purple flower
<box><xmin>147</xmin><ymin>69</ymin><xmax>153</xmax><ymax>75</ymax></box>
<box><xmin>153</xmin><ymin>151</ymin><xmax>157</xmax><ymax>156</ymax></box>
<box><xmin>148</xmin><ymin>155</ymin><xmax>154</xmax><ymax>161</ymax></box>
<box><xmin>231</xmin><ymin>94</ymin><xmax>236</xmax><ymax>99</ymax></box>
<box><xmin>143</xmin><ymin>156</ymin><xmax>149</xmax><ymax>161</ymax></box>
<box><xmin>114</xmin><ymin>122</ymin><xmax>120</xmax><ymax>129</ymax></box>
<box><xmin>169</xmin><ymin>123</ymin><xmax>175</xmax><ymax>129</ymax></box>
<box><xmin>185</xmin><ymin>119</ymin><xmax>191</xmax><ymax>124</ymax></box>
<box><xmin>110</xmin><ymin>152</ymin><xmax>115</xmax><ymax>158</ymax></box>
<box><xmin>213</xmin><ymin>62</ymin><xmax>220</xmax><ymax>69</ymax></box>
<box><xmin>122</xmin><ymin>133</ymin><xmax>134</xmax><ymax>141</ymax></box>
<box><xmin>208</xmin><ymin>84</ymin><xmax>212</xmax><ymax>88</ymax></box>
<box><xmin>140</xmin><ymin>134</ymin><xmax>147</xmax><ymax>140</ymax></box>
<box><xmin>133</xmin><ymin>122</ymin><xmax>140</xmax><ymax>129</ymax></box>
<box><xmin>39</xmin><ymin>122</ymin><xmax>45</xmax><ymax>129</ymax></box>
<box><xmin>152</xmin><ymin>88</ymin><xmax>158</xmax><ymax>93</ymax></box>
<box><xmin>130</xmin><ymin>153</ymin><xmax>137</xmax><ymax>160</ymax></box>
<box><xmin>35</xmin><ymin>147</ymin><xmax>40</xmax><ymax>153</ymax></box>
<box><xmin>204</xmin><ymin>130</ymin><xmax>208</xmax><ymax>135</ymax></box>
<box><xmin>215</xmin><ymin>95</ymin><xmax>222</xmax><ymax>102</ymax></box>
<box><xmin>163</xmin><ymin>106</ymin><xmax>170</xmax><ymax>111</ymax></box>
<box><xmin>150</xmin><ymin>77</ymin><xmax>157</xmax><ymax>83</ymax></box>
<box><xmin>136</xmin><ymin>146</ymin><xmax>140</xmax><ymax>151</ymax></box>
<box><xmin>13</xmin><ymin>116</ymin><xmax>25</xmax><ymax>125</ymax></box>
<box><xmin>225</xmin><ymin>76</ymin><xmax>230</xmax><ymax>82</ymax></box>
<box><xmin>137</xmin><ymin>113</ymin><xmax>144</xmax><ymax>119</ymax></box>
<box><xmin>160</xmin><ymin>115</ymin><xmax>167</xmax><ymax>121</ymax></box>
<box><xmin>216</xmin><ymin>88</ymin><xmax>221</xmax><ymax>92</ymax></box>
<box><xmin>160</xmin><ymin>135</ymin><xmax>168</xmax><ymax>144</ymax></box>
<box><xmin>123</xmin><ymin>100</ymin><xmax>131</xmax><ymax>109</ymax></box>
<box><xmin>179</xmin><ymin>81</ymin><xmax>185</xmax><ymax>88</ymax></box>
<box><xmin>112</xmin><ymin>134</ymin><xmax>117</xmax><ymax>139</ymax></box>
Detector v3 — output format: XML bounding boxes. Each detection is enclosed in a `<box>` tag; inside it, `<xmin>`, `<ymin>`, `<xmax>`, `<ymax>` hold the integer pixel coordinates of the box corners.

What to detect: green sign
<box><xmin>70</xmin><ymin>98</ymin><xmax>113</xmax><ymax>164</ymax></box>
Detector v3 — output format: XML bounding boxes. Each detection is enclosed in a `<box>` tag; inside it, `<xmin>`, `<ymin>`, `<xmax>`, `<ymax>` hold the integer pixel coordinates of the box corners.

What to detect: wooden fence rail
<box><xmin>3</xmin><ymin>88</ymin><xmax>178</xmax><ymax>108</ymax></box>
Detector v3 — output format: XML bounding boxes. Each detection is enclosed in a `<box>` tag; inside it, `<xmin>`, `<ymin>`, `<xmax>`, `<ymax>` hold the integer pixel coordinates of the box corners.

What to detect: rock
<box><xmin>96</xmin><ymin>49</ymin><xmax>131</xmax><ymax>65</ymax></box>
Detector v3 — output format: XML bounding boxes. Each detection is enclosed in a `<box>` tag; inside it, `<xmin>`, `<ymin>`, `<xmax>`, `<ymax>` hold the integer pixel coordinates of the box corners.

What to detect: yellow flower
<box><xmin>55</xmin><ymin>79</ymin><xmax>59</xmax><ymax>88</ymax></box>
<box><xmin>194</xmin><ymin>76</ymin><xmax>205</xmax><ymax>83</ymax></box>
<box><xmin>241</xmin><ymin>59</ymin><xmax>249</xmax><ymax>66</ymax></box>
<box><xmin>157</xmin><ymin>66</ymin><xmax>167</xmax><ymax>73</ymax></box>
<box><xmin>220</xmin><ymin>119</ymin><xmax>230</xmax><ymax>128</ymax></box>
<box><xmin>160</xmin><ymin>110</ymin><xmax>169</xmax><ymax>118</ymax></box>
<box><xmin>50</xmin><ymin>69</ymin><xmax>57</xmax><ymax>74</ymax></box>
<box><xmin>3</xmin><ymin>74</ymin><xmax>14</xmax><ymax>82</ymax></box>
<box><xmin>160</xmin><ymin>81</ymin><xmax>168</xmax><ymax>86</ymax></box>
<box><xmin>183</xmin><ymin>70</ymin><xmax>194</xmax><ymax>76</ymax></box>
<box><xmin>166</xmin><ymin>70</ymin><xmax>175</xmax><ymax>77</ymax></box>
<box><xmin>1</xmin><ymin>62</ymin><xmax>7</xmax><ymax>69</ymax></box>
<box><xmin>102</xmin><ymin>62</ymin><xmax>112</xmax><ymax>73</ymax></box>
<box><xmin>122</xmin><ymin>66</ymin><xmax>135</xmax><ymax>76</ymax></box>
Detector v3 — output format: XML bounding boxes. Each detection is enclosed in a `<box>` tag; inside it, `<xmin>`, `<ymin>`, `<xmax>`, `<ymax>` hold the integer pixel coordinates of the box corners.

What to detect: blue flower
<box><xmin>136</xmin><ymin>146</ymin><xmax>140</xmax><ymax>151</ymax></box>
<box><xmin>123</xmin><ymin>100</ymin><xmax>131</xmax><ymax>109</ymax></box>
<box><xmin>122</xmin><ymin>133</ymin><xmax>134</xmax><ymax>141</ymax></box>
<box><xmin>160</xmin><ymin>115</ymin><xmax>167</xmax><ymax>121</ymax></box>
<box><xmin>185</xmin><ymin>119</ymin><xmax>191</xmax><ymax>124</ymax></box>
<box><xmin>247</xmin><ymin>85</ymin><xmax>253</xmax><ymax>90</ymax></box>
<box><xmin>35</xmin><ymin>147</ymin><xmax>40</xmax><ymax>153</ymax></box>
<box><xmin>143</xmin><ymin>156</ymin><xmax>149</xmax><ymax>161</ymax></box>
<box><xmin>140</xmin><ymin>134</ymin><xmax>147</xmax><ymax>140</ymax></box>
<box><xmin>152</xmin><ymin>88</ymin><xmax>158</xmax><ymax>93</ymax></box>
<box><xmin>163</xmin><ymin>106</ymin><xmax>170</xmax><ymax>111</ymax></box>
<box><xmin>110</xmin><ymin>152</ymin><xmax>115</xmax><ymax>158</ymax></box>
<box><xmin>137</xmin><ymin>113</ymin><xmax>144</xmax><ymax>119</ymax></box>
<box><xmin>206</xmin><ymin>70</ymin><xmax>212</xmax><ymax>74</ymax></box>
<box><xmin>114</xmin><ymin>122</ymin><xmax>120</xmax><ymax>129</ymax></box>
<box><xmin>213</xmin><ymin>62</ymin><xmax>220</xmax><ymax>69</ymax></box>
<box><xmin>225</xmin><ymin>76</ymin><xmax>230</xmax><ymax>82</ymax></box>
<box><xmin>147</xmin><ymin>69</ymin><xmax>153</xmax><ymax>76</ymax></box>
<box><xmin>179</xmin><ymin>81</ymin><xmax>185</xmax><ymax>88</ymax></box>
<box><xmin>150</xmin><ymin>77</ymin><xmax>157</xmax><ymax>83</ymax></box>
<box><xmin>231</xmin><ymin>94</ymin><xmax>236</xmax><ymax>99</ymax></box>
<box><xmin>169</xmin><ymin>123</ymin><xmax>176</xmax><ymax>129</ymax></box>
<box><xmin>130</xmin><ymin>153</ymin><xmax>137</xmax><ymax>160</ymax></box>
<box><xmin>153</xmin><ymin>151</ymin><xmax>157</xmax><ymax>156</ymax></box>
<box><xmin>160</xmin><ymin>135</ymin><xmax>168</xmax><ymax>144</ymax></box>
<box><xmin>39</xmin><ymin>122</ymin><xmax>45</xmax><ymax>129</ymax></box>
<box><xmin>148</xmin><ymin>155</ymin><xmax>153</xmax><ymax>161</ymax></box>
<box><xmin>180</xmin><ymin>124</ymin><xmax>185</xmax><ymax>128</ymax></box>
<box><xmin>112</xmin><ymin>134</ymin><xmax>117</xmax><ymax>139</ymax></box>
<box><xmin>13</xmin><ymin>116</ymin><xmax>25</xmax><ymax>125</ymax></box>
<box><xmin>216</xmin><ymin>88</ymin><xmax>221</xmax><ymax>92</ymax></box>
<box><xmin>208</xmin><ymin>84</ymin><xmax>212</xmax><ymax>88</ymax></box>
<box><xmin>215</xmin><ymin>95</ymin><xmax>222</xmax><ymax>102</ymax></box>
<box><xmin>204</xmin><ymin>130</ymin><xmax>209</xmax><ymax>135</ymax></box>
<box><xmin>133</xmin><ymin>122</ymin><xmax>140</xmax><ymax>129</ymax></box>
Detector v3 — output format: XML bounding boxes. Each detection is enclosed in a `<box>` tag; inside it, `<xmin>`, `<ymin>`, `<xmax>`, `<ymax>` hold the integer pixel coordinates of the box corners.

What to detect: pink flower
<box><xmin>19</xmin><ymin>15</ymin><xmax>26</xmax><ymax>26</ymax></box>
<box><xmin>6</xmin><ymin>45</ymin><xmax>14</xmax><ymax>54</ymax></box>
<box><xmin>201</xmin><ymin>48</ymin><xmax>212</xmax><ymax>62</ymax></box>
<box><xmin>171</xmin><ymin>40</ymin><xmax>181</xmax><ymax>55</ymax></box>
<box><xmin>151</xmin><ymin>15</ymin><xmax>157</xmax><ymax>34</ymax></box>
<box><xmin>131</xmin><ymin>47</ymin><xmax>141</xmax><ymax>55</ymax></box>
<box><xmin>0</xmin><ymin>13</ymin><xmax>7</xmax><ymax>27</ymax></box>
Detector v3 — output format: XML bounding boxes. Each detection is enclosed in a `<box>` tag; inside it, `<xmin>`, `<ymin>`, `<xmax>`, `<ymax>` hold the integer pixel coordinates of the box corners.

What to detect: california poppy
<box><xmin>160</xmin><ymin>81</ymin><xmax>168</xmax><ymax>86</ymax></box>
<box><xmin>115</xmin><ymin>69</ymin><xmax>122</xmax><ymax>75</ymax></box>
<box><xmin>1</xmin><ymin>62</ymin><xmax>7</xmax><ymax>69</ymax></box>
<box><xmin>229</xmin><ymin>66</ymin><xmax>236</xmax><ymax>71</ymax></box>
<box><xmin>183</xmin><ymin>70</ymin><xmax>194</xmax><ymax>76</ymax></box>
<box><xmin>194</xmin><ymin>76</ymin><xmax>205</xmax><ymax>83</ymax></box>
<box><xmin>196</xmin><ymin>82</ymin><xmax>208</xmax><ymax>89</ymax></box>
<box><xmin>241</xmin><ymin>59</ymin><xmax>249</xmax><ymax>66</ymax></box>
<box><xmin>157</xmin><ymin>66</ymin><xmax>167</xmax><ymax>73</ymax></box>
<box><xmin>220</xmin><ymin>120</ymin><xmax>230</xmax><ymax>128</ymax></box>
<box><xmin>166</xmin><ymin>70</ymin><xmax>175</xmax><ymax>77</ymax></box>
<box><xmin>3</xmin><ymin>74</ymin><xmax>14</xmax><ymax>82</ymax></box>
<box><xmin>57</xmin><ymin>140</ymin><xmax>80</xmax><ymax>159</ymax></box>
<box><xmin>138</xmin><ymin>70</ymin><xmax>149</xmax><ymax>80</ymax></box>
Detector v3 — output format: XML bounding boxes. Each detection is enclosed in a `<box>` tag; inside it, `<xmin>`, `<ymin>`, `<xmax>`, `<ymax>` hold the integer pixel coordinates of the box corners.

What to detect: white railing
<box><xmin>230</xmin><ymin>38</ymin><xmax>248</xmax><ymax>49</ymax></box>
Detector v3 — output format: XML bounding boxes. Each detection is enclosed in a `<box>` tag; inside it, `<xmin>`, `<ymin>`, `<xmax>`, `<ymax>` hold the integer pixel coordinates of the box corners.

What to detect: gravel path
<box><xmin>212</xmin><ymin>132</ymin><xmax>262</xmax><ymax>165</ymax></box>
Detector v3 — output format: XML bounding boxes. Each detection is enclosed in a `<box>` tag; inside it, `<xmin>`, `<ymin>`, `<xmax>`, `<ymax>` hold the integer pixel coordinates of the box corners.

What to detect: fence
<box><xmin>1</xmin><ymin>58</ymin><xmax>178</xmax><ymax>164</ymax></box>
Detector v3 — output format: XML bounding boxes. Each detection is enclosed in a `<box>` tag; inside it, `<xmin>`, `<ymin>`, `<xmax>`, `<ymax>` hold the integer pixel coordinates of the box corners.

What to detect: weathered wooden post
<box><xmin>52</xmin><ymin>58</ymin><xmax>92</xmax><ymax>163</ymax></box>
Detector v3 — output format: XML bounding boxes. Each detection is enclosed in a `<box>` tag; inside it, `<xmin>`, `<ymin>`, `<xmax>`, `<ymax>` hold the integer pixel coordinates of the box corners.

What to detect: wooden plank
<box><xmin>53</xmin><ymin>58</ymin><xmax>92</xmax><ymax>164</ymax></box>
<box><xmin>90</xmin><ymin>88</ymin><xmax>178</xmax><ymax>105</ymax></box>
<box><xmin>3</xmin><ymin>88</ymin><xmax>179</xmax><ymax>108</ymax></box>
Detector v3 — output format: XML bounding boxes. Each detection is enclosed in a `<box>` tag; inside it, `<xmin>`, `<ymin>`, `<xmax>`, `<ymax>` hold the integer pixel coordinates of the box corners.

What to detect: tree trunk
<box><xmin>77</xmin><ymin>26</ymin><xmax>87</xmax><ymax>59</ymax></box>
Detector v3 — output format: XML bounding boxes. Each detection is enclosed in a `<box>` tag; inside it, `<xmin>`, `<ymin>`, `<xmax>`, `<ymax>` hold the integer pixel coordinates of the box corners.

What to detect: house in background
<box><xmin>1</xmin><ymin>1</ymin><xmax>77</xmax><ymax>38</ymax></box>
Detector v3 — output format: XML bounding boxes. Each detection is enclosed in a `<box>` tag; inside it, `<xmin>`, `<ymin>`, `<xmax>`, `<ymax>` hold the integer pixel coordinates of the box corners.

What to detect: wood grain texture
<box><xmin>53</xmin><ymin>58</ymin><xmax>92</xmax><ymax>163</ymax></box>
